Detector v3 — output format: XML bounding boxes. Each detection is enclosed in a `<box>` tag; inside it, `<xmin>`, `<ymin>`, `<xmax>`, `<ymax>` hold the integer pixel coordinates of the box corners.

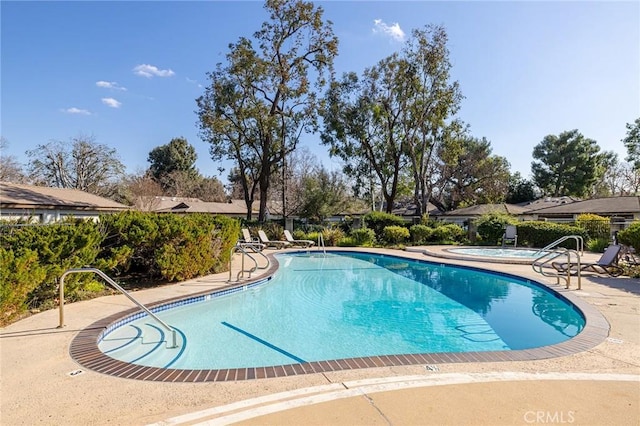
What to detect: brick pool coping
<box><xmin>69</xmin><ymin>249</ymin><xmax>610</xmax><ymax>382</ymax></box>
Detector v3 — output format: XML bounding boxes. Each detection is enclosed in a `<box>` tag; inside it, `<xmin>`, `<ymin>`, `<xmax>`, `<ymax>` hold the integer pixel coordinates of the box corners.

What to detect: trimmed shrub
<box><xmin>617</xmin><ymin>222</ymin><xmax>640</xmax><ymax>252</ymax></box>
<box><xmin>474</xmin><ymin>212</ymin><xmax>518</xmax><ymax>245</ymax></box>
<box><xmin>0</xmin><ymin>248</ymin><xmax>47</xmax><ymax>325</ymax></box>
<box><xmin>432</xmin><ymin>223</ymin><xmax>466</xmax><ymax>243</ymax></box>
<box><xmin>575</xmin><ymin>213</ymin><xmax>610</xmax><ymax>241</ymax></box>
<box><xmin>382</xmin><ymin>225</ymin><xmax>410</xmax><ymax>244</ymax></box>
<box><xmin>337</xmin><ymin>236</ymin><xmax>357</xmax><ymax>247</ymax></box>
<box><xmin>363</xmin><ymin>211</ymin><xmax>406</xmax><ymax>240</ymax></box>
<box><xmin>410</xmin><ymin>224</ymin><xmax>432</xmax><ymax>244</ymax></box>
<box><xmin>587</xmin><ymin>238</ymin><xmax>610</xmax><ymax>253</ymax></box>
<box><xmin>351</xmin><ymin>228</ymin><xmax>376</xmax><ymax>246</ymax></box>
<box><xmin>516</xmin><ymin>221</ymin><xmax>588</xmax><ymax>249</ymax></box>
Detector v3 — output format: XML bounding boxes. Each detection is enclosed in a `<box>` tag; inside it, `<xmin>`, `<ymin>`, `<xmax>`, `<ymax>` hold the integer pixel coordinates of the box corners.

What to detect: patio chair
<box><xmin>283</xmin><ymin>229</ymin><xmax>315</xmax><ymax>248</ymax></box>
<box><xmin>238</xmin><ymin>228</ymin><xmax>265</xmax><ymax>252</ymax></box>
<box><xmin>502</xmin><ymin>225</ymin><xmax>517</xmax><ymax>247</ymax></box>
<box><xmin>257</xmin><ymin>230</ymin><xmax>291</xmax><ymax>249</ymax></box>
<box><xmin>552</xmin><ymin>245</ymin><xmax>624</xmax><ymax>277</ymax></box>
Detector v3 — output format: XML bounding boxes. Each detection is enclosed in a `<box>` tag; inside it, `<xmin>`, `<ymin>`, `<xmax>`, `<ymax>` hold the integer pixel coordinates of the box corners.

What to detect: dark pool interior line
<box><xmin>221</xmin><ymin>321</ymin><xmax>307</xmax><ymax>364</ymax></box>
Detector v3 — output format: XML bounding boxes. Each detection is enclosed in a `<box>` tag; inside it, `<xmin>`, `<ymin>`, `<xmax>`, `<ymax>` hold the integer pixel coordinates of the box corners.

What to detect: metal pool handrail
<box><xmin>534</xmin><ymin>235</ymin><xmax>584</xmax><ymax>256</ymax></box>
<box><xmin>58</xmin><ymin>268</ymin><xmax>178</xmax><ymax>348</ymax></box>
<box><xmin>532</xmin><ymin>248</ymin><xmax>582</xmax><ymax>290</ymax></box>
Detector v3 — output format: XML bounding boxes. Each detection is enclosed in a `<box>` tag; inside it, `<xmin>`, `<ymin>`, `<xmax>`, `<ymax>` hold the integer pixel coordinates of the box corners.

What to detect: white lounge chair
<box><xmin>238</xmin><ymin>228</ymin><xmax>265</xmax><ymax>251</ymax></box>
<box><xmin>257</xmin><ymin>230</ymin><xmax>290</xmax><ymax>249</ymax></box>
<box><xmin>283</xmin><ymin>229</ymin><xmax>315</xmax><ymax>248</ymax></box>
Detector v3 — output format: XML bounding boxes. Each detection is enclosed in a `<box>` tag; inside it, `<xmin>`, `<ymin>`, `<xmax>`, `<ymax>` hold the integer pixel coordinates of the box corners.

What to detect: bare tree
<box><xmin>0</xmin><ymin>137</ymin><xmax>27</xmax><ymax>183</ymax></box>
<box><xmin>26</xmin><ymin>135</ymin><xmax>125</xmax><ymax>196</ymax></box>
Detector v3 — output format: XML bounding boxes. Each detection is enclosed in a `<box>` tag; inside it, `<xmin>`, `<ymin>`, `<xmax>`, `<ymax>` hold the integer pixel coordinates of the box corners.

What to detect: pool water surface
<box><xmin>98</xmin><ymin>252</ymin><xmax>585</xmax><ymax>370</ymax></box>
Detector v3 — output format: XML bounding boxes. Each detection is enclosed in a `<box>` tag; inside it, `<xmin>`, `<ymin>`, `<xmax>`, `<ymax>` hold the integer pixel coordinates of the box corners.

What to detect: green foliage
<box><xmin>617</xmin><ymin>222</ymin><xmax>640</xmax><ymax>252</ymax></box>
<box><xmin>336</xmin><ymin>237</ymin><xmax>357</xmax><ymax>247</ymax></box>
<box><xmin>575</xmin><ymin>213</ymin><xmax>610</xmax><ymax>241</ymax></box>
<box><xmin>1</xmin><ymin>219</ymin><xmax>106</xmax><ymax>307</ymax></box>
<box><xmin>622</xmin><ymin>117</ymin><xmax>640</xmax><ymax>170</ymax></box>
<box><xmin>382</xmin><ymin>226</ymin><xmax>410</xmax><ymax>244</ymax></box>
<box><xmin>322</xmin><ymin>228</ymin><xmax>345</xmax><ymax>246</ymax></box>
<box><xmin>432</xmin><ymin>223</ymin><xmax>466</xmax><ymax>243</ymax></box>
<box><xmin>350</xmin><ymin>228</ymin><xmax>376</xmax><ymax>246</ymax></box>
<box><xmin>474</xmin><ymin>212</ymin><xmax>518</xmax><ymax>245</ymax></box>
<box><xmin>147</xmin><ymin>137</ymin><xmax>198</xmax><ymax>182</ymax></box>
<box><xmin>410</xmin><ymin>224</ymin><xmax>433</xmax><ymax>244</ymax></box>
<box><xmin>363</xmin><ymin>211</ymin><xmax>406</xmax><ymax>240</ymax></box>
<box><xmin>516</xmin><ymin>221</ymin><xmax>588</xmax><ymax>249</ymax></box>
<box><xmin>0</xmin><ymin>248</ymin><xmax>47</xmax><ymax>325</ymax></box>
<box><xmin>587</xmin><ymin>238</ymin><xmax>610</xmax><ymax>253</ymax></box>
<box><xmin>100</xmin><ymin>212</ymin><xmax>239</xmax><ymax>281</ymax></box>
<box><xmin>531</xmin><ymin>130</ymin><xmax>606</xmax><ymax>197</ymax></box>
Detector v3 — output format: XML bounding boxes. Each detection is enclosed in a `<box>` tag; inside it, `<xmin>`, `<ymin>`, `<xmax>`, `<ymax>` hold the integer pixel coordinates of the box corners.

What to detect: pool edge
<box><xmin>69</xmin><ymin>249</ymin><xmax>610</xmax><ymax>382</ymax></box>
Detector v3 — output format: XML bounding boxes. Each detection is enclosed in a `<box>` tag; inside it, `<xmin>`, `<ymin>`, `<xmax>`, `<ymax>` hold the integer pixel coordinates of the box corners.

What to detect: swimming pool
<box><xmin>96</xmin><ymin>251</ymin><xmax>584</xmax><ymax>372</ymax></box>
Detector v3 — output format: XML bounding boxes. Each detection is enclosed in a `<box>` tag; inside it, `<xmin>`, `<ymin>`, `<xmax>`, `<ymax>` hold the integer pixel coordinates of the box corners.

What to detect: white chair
<box><xmin>257</xmin><ymin>230</ymin><xmax>290</xmax><ymax>249</ymax></box>
<box><xmin>283</xmin><ymin>229</ymin><xmax>315</xmax><ymax>248</ymax></box>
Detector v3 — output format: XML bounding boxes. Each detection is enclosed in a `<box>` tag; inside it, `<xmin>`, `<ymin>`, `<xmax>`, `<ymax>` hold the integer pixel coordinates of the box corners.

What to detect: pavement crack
<box><xmin>361</xmin><ymin>391</ymin><xmax>393</xmax><ymax>426</ymax></box>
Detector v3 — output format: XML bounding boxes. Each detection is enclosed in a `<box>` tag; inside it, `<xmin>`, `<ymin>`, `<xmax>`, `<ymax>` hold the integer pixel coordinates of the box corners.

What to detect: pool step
<box><xmin>99</xmin><ymin>322</ymin><xmax>184</xmax><ymax>368</ymax></box>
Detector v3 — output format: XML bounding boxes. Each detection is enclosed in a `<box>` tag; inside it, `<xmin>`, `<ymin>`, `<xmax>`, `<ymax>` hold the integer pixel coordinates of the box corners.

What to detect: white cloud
<box><xmin>101</xmin><ymin>97</ymin><xmax>122</xmax><ymax>108</ymax></box>
<box><xmin>373</xmin><ymin>19</ymin><xmax>405</xmax><ymax>42</ymax></box>
<box><xmin>186</xmin><ymin>77</ymin><xmax>203</xmax><ymax>88</ymax></box>
<box><xmin>96</xmin><ymin>81</ymin><xmax>127</xmax><ymax>91</ymax></box>
<box><xmin>133</xmin><ymin>64</ymin><xmax>175</xmax><ymax>78</ymax></box>
<box><xmin>62</xmin><ymin>107</ymin><xmax>91</xmax><ymax>115</ymax></box>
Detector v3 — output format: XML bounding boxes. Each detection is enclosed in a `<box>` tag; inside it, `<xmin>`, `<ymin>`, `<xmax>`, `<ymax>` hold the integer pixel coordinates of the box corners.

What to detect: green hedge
<box><xmin>516</xmin><ymin>221</ymin><xmax>588</xmax><ymax>249</ymax></box>
<box><xmin>617</xmin><ymin>222</ymin><xmax>640</xmax><ymax>252</ymax></box>
<box><xmin>363</xmin><ymin>212</ymin><xmax>406</xmax><ymax>240</ymax></box>
<box><xmin>474</xmin><ymin>212</ymin><xmax>518</xmax><ymax>245</ymax></box>
<box><xmin>382</xmin><ymin>226</ymin><xmax>410</xmax><ymax>244</ymax></box>
<box><xmin>0</xmin><ymin>212</ymin><xmax>239</xmax><ymax>326</ymax></box>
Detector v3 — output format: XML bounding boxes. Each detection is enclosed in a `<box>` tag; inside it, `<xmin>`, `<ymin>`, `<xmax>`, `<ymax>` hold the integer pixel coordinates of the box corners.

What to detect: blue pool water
<box><xmin>98</xmin><ymin>252</ymin><xmax>584</xmax><ymax>370</ymax></box>
<box><xmin>448</xmin><ymin>248</ymin><xmax>548</xmax><ymax>259</ymax></box>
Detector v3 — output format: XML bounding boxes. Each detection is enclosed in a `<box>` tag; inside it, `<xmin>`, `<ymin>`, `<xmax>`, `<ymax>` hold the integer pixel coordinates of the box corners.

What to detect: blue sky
<box><xmin>2</xmin><ymin>1</ymin><xmax>639</xmax><ymax>185</ymax></box>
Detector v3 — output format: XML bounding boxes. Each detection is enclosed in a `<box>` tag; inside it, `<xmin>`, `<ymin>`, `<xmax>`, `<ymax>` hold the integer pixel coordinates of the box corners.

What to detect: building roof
<box><xmin>0</xmin><ymin>182</ymin><xmax>129</xmax><ymax>211</ymax></box>
<box><xmin>154</xmin><ymin>199</ymin><xmax>258</xmax><ymax>215</ymax></box>
<box><xmin>518</xmin><ymin>196</ymin><xmax>580</xmax><ymax>211</ymax></box>
<box><xmin>528</xmin><ymin>196</ymin><xmax>640</xmax><ymax>216</ymax></box>
<box><xmin>441</xmin><ymin>203</ymin><xmax>530</xmax><ymax>217</ymax></box>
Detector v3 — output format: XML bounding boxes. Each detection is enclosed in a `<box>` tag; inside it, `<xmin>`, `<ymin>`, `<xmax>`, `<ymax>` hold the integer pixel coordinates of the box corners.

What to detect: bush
<box><xmin>516</xmin><ymin>221</ymin><xmax>588</xmax><ymax>249</ymax></box>
<box><xmin>587</xmin><ymin>238</ymin><xmax>610</xmax><ymax>253</ymax></box>
<box><xmin>363</xmin><ymin>211</ymin><xmax>406</xmax><ymax>240</ymax></box>
<box><xmin>382</xmin><ymin>225</ymin><xmax>410</xmax><ymax>244</ymax></box>
<box><xmin>474</xmin><ymin>212</ymin><xmax>518</xmax><ymax>245</ymax></box>
<box><xmin>576</xmin><ymin>213</ymin><xmax>610</xmax><ymax>241</ymax></box>
<box><xmin>617</xmin><ymin>222</ymin><xmax>640</xmax><ymax>252</ymax></box>
<box><xmin>0</xmin><ymin>248</ymin><xmax>47</xmax><ymax>325</ymax></box>
<box><xmin>410</xmin><ymin>224</ymin><xmax>433</xmax><ymax>244</ymax></box>
<box><xmin>322</xmin><ymin>227</ymin><xmax>345</xmax><ymax>246</ymax></box>
<box><xmin>350</xmin><ymin>228</ymin><xmax>376</xmax><ymax>246</ymax></box>
<box><xmin>337</xmin><ymin>237</ymin><xmax>357</xmax><ymax>247</ymax></box>
<box><xmin>432</xmin><ymin>223</ymin><xmax>466</xmax><ymax>243</ymax></box>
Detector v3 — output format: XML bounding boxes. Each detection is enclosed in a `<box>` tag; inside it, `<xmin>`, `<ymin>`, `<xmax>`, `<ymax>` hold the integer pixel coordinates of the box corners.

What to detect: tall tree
<box><xmin>197</xmin><ymin>0</ymin><xmax>338</xmax><ymax>221</ymax></box>
<box><xmin>321</xmin><ymin>25</ymin><xmax>462</xmax><ymax>214</ymax></box>
<box><xmin>506</xmin><ymin>172</ymin><xmax>538</xmax><ymax>204</ymax></box>
<box><xmin>401</xmin><ymin>25</ymin><xmax>463</xmax><ymax>215</ymax></box>
<box><xmin>147</xmin><ymin>137</ymin><xmax>198</xmax><ymax>184</ymax></box>
<box><xmin>531</xmin><ymin>130</ymin><xmax>606</xmax><ymax>197</ymax></box>
<box><xmin>438</xmin><ymin>136</ymin><xmax>511</xmax><ymax>209</ymax></box>
<box><xmin>300</xmin><ymin>166</ymin><xmax>349</xmax><ymax>222</ymax></box>
<box><xmin>26</xmin><ymin>135</ymin><xmax>124</xmax><ymax>196</ymax></box>
<box><xmin>622</xmin><ymin>117</ymin><xmax>640</xmax><ymax>170</ymax></box>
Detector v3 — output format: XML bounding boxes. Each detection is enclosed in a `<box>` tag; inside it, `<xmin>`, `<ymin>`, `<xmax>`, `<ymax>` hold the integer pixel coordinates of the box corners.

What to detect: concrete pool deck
<box><xmin>1</xmin><ymin>246</ymin><xmax>639</xmax><ymax>425</ymax></box>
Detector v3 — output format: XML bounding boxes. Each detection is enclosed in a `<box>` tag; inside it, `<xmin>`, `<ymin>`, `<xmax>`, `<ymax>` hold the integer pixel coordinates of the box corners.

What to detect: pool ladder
<box><xmin>228</xmin><ymin>243</ymin><xmax>270</xmax><ymax>282</ymax></box>
<box><xmin>58</xmin><ymin>268</ymin><xmax>178</xmax><ymax>348</ymax></box>
<box><xmin>531</xmin><ymin>235</ymin><xmax>584</xmax><ymax>289</ymax></box>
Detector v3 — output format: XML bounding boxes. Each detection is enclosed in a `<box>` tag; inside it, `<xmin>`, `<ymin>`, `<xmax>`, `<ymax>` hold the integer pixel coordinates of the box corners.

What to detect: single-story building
<box><xmin>0</xmin><ymin>182</ymin><xmax>130</xmax><ymax>223</ymax></box>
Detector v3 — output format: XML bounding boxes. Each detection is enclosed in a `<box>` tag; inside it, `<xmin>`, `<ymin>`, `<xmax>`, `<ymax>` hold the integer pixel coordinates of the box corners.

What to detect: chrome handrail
<box><xmin>534</xmin><ymin>235</ymin><xmax>584</xmax><ymax>256</ymax></box>
<box><xmin>228</xmin><ymin>243</ymin><xmax>270</xmax><ymax>282</ymax></box>
<box><xmin>532</xmin><ymin>248</ymin><xmax>582</xmax><ymax>289</ymax></box>
<box><xmin>317</xmin><ymin>233</ymin><xmax>326</xmax><ymax>256</ymax></box>
<box><xmin>58</xmin><ymin>268</ymin><xmax>178</xmax><ymax>348</ymax></box>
